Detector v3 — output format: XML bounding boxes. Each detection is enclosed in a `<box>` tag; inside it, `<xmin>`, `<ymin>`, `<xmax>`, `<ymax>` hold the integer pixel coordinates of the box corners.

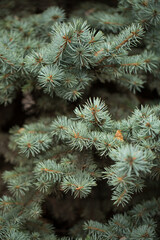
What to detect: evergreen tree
<box><xmin>0</xmin><ymin>0</ymin><xmax>160</xmax><ymax>239</ymax></box>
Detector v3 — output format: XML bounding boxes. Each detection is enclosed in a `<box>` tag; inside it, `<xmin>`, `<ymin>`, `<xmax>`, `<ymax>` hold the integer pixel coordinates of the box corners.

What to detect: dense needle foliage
<box><xmin>0</xmin><ymin>0</ymin><xmax>160</xmax><ymax>239</ymax></box>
